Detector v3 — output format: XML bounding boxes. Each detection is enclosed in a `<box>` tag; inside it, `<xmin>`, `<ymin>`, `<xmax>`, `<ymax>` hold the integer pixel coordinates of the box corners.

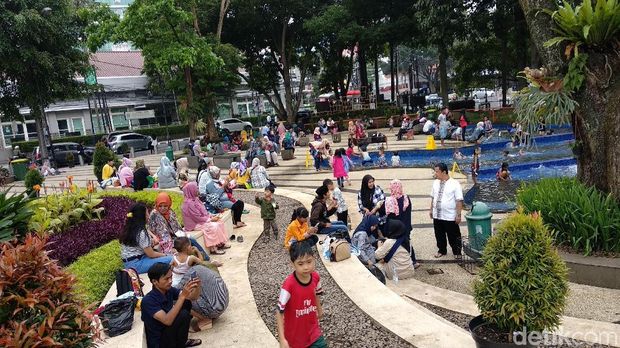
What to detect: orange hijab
<box><xmin>155</xmin><ymin>192</ymin><xmax>172</xmax><ymax>221</ymax></box>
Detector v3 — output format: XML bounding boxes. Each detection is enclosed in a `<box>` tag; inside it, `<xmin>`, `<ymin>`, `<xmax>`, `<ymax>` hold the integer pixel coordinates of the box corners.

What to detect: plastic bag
<box><xmin>100</xmin><ymin>296</ymin><xmax>137</xmax><ymax>337</ymax></box>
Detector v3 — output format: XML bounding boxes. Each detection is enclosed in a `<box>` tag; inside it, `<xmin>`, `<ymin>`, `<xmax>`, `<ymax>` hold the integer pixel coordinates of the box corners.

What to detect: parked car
<box><xmin>216</xmin><ymin>118</ymin><xmax>253</xmax><ymax>134</ymax></box>
<box><xmin>34</xmin><ymin>142</ymin><xmax>95</xmax><ymax>167</ymax></box>
<box><xmin>425</xmin><ymin>93</ymin><xmax>444</xmax><ymax>107</ymax></box>
<box><xmin>108</xmin><ymin>133</ymin><xmax>153</xmax><ymax>154</ymax></box>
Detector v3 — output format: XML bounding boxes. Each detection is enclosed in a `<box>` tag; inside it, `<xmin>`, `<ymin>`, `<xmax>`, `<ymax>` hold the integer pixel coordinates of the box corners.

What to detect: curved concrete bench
<box><xmin>274</xmin><ymin>188</ymin><xmax>476</xmax><ymax>348</ymax></box>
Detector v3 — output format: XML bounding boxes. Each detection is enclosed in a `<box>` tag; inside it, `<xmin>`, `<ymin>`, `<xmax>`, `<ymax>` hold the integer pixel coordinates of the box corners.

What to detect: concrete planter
<box><xmin>257</xmin><ymin>154</ymin><xmax>268</xmax><ymax>167</ymax></box>
<box><xmin>560</xmin><ymin>251</ymin><xmax>620</xmax><ymax>289</ymax></box>
<box><xmin>297</xmin><ymin>136</ymin><xmax>310</xmax><ymax>147</ymax></box>
<box><xmin>187</xmin><ymin>156</ymin><xmax>201</xmax><ymax>169</ymax></box>
<box><xmin>213</xmin><ymin>152</ymin><xmax>241</xmax><ymax>169</ymax></box>
<box><xmin>332</xmin><ymin>133</ymin><xmax>342</xmax><ymax>143</ymax></box>
<box><xmin>281</xmin><ymin>149</ymin><xmax>295</xmax><ymax>160</ymax></box>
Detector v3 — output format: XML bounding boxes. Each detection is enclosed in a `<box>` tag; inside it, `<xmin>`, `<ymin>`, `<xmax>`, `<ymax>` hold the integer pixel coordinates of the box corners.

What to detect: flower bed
<box><xmin>99</xmin><ymin>190</ymin><xmax>185</xmax><ymax>224</ymax></box>
<box><xmin>46</xmin><ymin>196</ymin><xmax>134</xmax><ymax>266</ymax></box>
<box><xmin>67</xmin><ymin>240</ymin><xmax>122</xmax><ymax>305</ymax></box>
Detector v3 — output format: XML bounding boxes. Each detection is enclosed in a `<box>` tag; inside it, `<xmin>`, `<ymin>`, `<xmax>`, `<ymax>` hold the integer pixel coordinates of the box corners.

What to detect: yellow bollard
<box><xmin>305</xmin><ymin>150</ymin><xmax>312</xmax><ymax>168</ymax></box>
<box><xmin>425</xmin><ymin>135</ymin><xmax>436</xmax><ymax>150</ymax></box>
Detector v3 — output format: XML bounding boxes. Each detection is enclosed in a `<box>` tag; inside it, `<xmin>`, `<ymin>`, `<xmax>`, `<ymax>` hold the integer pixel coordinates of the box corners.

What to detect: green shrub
<box><xmin>24</xmin><ymin>168</ymin><xmax>44</xmax><ymax>196</ymax></box>
<box><xmin>99</xmin><ymin>190</ymin><xmax>184</xmax><ymax>224</ymax></box>
<box><xmin>29</xmin><ymin>190</ymin><xmax>104</xmax><ymax>235</ymax></box>
<box><xmin>67</xmin><ymin>240</ymin><xmax>123</xmax><ymax>305</ymax></box>
<box><xmin>92</xmin><ymin>142</ymin><xmax>117</xmax><ymax>182</ymax></box>
<box><xmin>474</xmin><ymin>212</ymin><xmax>569</xmax><ymax>335</ymax></box>
<box><xmin>517</xmin><ymin>178</ymin><xmax>620</xmax><ymax>255</ymax></box>
<box><xmin>0</xmin><ymin>190</ymin><xmax>34</xmax><ymax>243</ymax></box>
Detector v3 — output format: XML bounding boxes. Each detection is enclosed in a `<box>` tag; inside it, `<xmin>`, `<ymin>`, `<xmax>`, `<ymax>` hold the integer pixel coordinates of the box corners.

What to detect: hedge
<box><xmin>67</xmin><ymin>240</ymin><xmax>123</xmax><ymax>305</ymax></box>
<box><xmin>12</xmin><ymin>124</ymin><xmax>190</xmax><ymax>153</ymax></box>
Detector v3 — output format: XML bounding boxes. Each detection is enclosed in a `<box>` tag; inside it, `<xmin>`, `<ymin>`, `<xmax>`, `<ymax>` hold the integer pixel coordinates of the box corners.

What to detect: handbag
<box><xmin>329</xmin><ymin>239</ymin><xmax>351</xmax><ymax>262</ymax></box>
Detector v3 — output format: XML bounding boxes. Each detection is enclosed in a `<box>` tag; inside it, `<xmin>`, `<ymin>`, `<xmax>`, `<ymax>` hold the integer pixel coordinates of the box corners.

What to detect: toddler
<box><xmin>324</xmin><ymin>179</ymin><xmax>348</xmax><ymax>226</ymax></box>
<box><xmin>255</xmin><ymin>186</ymin><xmax>279</xmax><ymax>241</ymax></box>
<box><xmin>391</xmin><ymin>151</ymin><xmax>401</xmax><ymax>167</ymax></box>
<box><xmin>170</xmin><ymin>237</ymin><xmax>223</xmax><ymax>288</ymax></box>
<box><xmin>377</xmin><ymin>147</ymin><xmax>387</xmax><ymax>167</ymax></box>
<box><xmin>361</xmin><ymin>145</ymin><xmax>372</xmax><ymax>166</ymax></box>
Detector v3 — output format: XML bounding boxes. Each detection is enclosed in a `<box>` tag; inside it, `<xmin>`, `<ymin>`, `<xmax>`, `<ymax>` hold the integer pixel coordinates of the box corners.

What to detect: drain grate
<box><xmin>426</xmin><ymin>268</ymin><xmax>444</xmax><ymax>275</ymax></box>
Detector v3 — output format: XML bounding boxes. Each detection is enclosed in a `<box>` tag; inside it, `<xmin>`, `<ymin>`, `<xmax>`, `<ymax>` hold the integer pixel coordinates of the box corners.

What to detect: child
<box><xmin>341</xmin><ymin>147</ymin><xmax>353</xmax><ymax>186</ymax></box>
<box><xmin>496</xmin><ymin>162</ymin><xmax>511</xmax><ymax>181</ymax></box>
<box><xmin>284</xmin><ymin>207</ymin><xmax>318</xmax><ymax>249</ymax></box>
<box><xmin>391</xmin><ymin>151</ymin><xmax>401</xmax><ymax>167</ymax></box>
<box><xmin>453</xmin><ymin>148</ymin><xmax>465</xmax><ymax>160</ymax></box>
<box><xmin>324</xmin><ymin>179</ymin><xmax>348</xmax><ymax>226</ymax></box>
<box><xmin>331</xmin><ymin>149</ymin><xmax>346</xmax><ymax>188</ymax></box>
<box><xmin>471</xmin><ymin>147</ymin><xmax>481</xmax><ymax>185</ymax></box>
<box><xmin>388</xmin><ymin>116</ymin><xmax>394</xmax><ymax>131</ymax></box>
<box><xmin>276</xmin><ymin>235</ymin><xmax>326</xmax><ymax>348</ymax></box>
<box><xmin>255</xmin><ymin>186</ymin><xmax>279</xmax><ymax>242</ymax></box>
<box><xmin>360</xmin><ymin>144</ymin><xmax>372</xmax><ymax>166</ymax></box>
<box><xmin>170</xmin><ymin>237</ymin><xmax>204</xmax><ymax>288</ymax></box>
<box><xmin>377</xmin><ymin>147</ymin><xmax>387</xmax><ymax>167</ymax></box>
<box><xmin>178</xmin><ymin>172</ymin><xmax>189</xmax><ymax>189</ymax></box>
<box><xmin>310</xmin><ymin>144</ymin><xmax>322</xmax><ymax>172</ymax></box>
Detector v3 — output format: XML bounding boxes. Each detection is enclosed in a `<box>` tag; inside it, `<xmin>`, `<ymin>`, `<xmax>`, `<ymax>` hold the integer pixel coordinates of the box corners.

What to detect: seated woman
<box><xmin>250</xmin><ymin>157</ymin><xmax>271</xmax><ymax>189</ymax></box>
<box><xmin>261</xmin><ymin>136</ymin><xmax>279</xmax><ymax>166</ymax></box>
<box><xmin>466</xmin><ymin>122</ymin><xmax>485</xmax><ymax>143</ymax></box>
<box><xmin>351</xmin><ymin>215</ymin><xmax>380</xmax><ymax>267</ymax></box>
<box><xmin>119</xmin><ymin>203</ymin><xmax>173</xmax><ymax>274</ymax></box>
<box><xmin>148</xmin><ymin>192</ymin><xmax>214</xmax><ymax>263</ymax></box>
<box><xmin>157</xmin><ymin>156</ymin><xmax>178</xmax><ymax>189</ymax></box>
<box><xmin>375</xmin><ymin>236</ymin><xmax>416</xmax><ymax>281</ymax></box>
<box><xmin>182</xmin><ymin>182</ymin><xmax>230</xmax><ymax>255</ymax></box>
<box><xmin>232</xmin><ymin>160</ymin><xmax>251</xmax><ymax>189</ymax></box>
<box><xmin>177</xmin><ymin>264</ymin><xmax>229</xmax><ymax>328</ymax></box>
<box><xmin>385</xmin><ymin>179</ymin><xmax>419</xmax><ymax>268</ymax></box>
<box><xmin>118</xmin><ymin>160</ymin><xmax>134</xmax><ymax>188</ymax></box>
<box><xmin>282</xmin><ymin>130</ymin><xmax>295</xmax><ymax>150</ymax></box>
<box><xmin>205</xmin><ymin>167</ymin><xmax>246</xmax><ymax>229</ymax></box>
<box><xmin>313</xmin><ymin>127</ymin><xmax>322</xmax><ymax>141</ymax></box>
<box><xmin>133</xmin><ymin>159</ymin><xmax>152</xmax><ymax>191</ymax></box>
<box><xmin>309</xmin><ymin>185</ymin><xmax>347</xmax><ymax>235</ymax></box>
<box><xmin>357</xmin><ymin>174</ymin><xmax>386</xmax><ymax>218</ymax></box>
<box><xmin>175</xmin><ymin>157</ymin><xmax>190</xmax><ymax>177</ymax></box>
<box><xmin>284</xmin><ymin>207</ymin><xmax>318</xmax><ymax>249</ymax></box>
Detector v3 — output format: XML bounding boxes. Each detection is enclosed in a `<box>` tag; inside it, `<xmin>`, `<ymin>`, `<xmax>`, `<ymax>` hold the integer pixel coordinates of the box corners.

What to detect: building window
<box><xmin>58</xmin><ymin>119</ymin><xmax>69</xmax><ymax>135</ymax></box>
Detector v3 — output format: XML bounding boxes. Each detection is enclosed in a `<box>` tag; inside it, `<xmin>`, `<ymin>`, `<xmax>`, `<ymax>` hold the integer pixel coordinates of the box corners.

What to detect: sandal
<box><xmin>189</xmin><ymin>318</ymin><xmax>201</xmax><ymax>333</ymax></box>
<box><xmin>186</xmin><ymin>339</ymin><xmax>202</xmax><ymax>347</ymax></box>
<box><xmin>219</xmin><ymin>244</ymin><xmax>231</xmax><ymax>249</ymax></box>
<box><xmin>242</xmin><ymin>209</ymin><xmax>250</xmax><ymax>214</ymax></box>
<box><xmin>237</xmin><ymin>235</ymin><xmax>244</xmax><ymax>243</ymax></box>
<box><xmin>229</xmin><ymin>234</ymin><xmax>236</xmax><ymax>241</ymax></box>
<box><xmin>433</xmin><ymin>253</ymin><xmax>445</xmax><ymax>259</ymax></box>
<box><xmin>211</xmin><ymin>249</ymin><xmax>226</xmax><ymax>255</ymax></box>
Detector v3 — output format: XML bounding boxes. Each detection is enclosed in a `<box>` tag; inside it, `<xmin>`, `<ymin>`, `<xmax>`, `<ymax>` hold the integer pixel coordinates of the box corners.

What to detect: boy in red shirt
<box><xmin>276</xmin><ymin>235</ymin><xmax>327</xmax><ymax>348</ymax></box>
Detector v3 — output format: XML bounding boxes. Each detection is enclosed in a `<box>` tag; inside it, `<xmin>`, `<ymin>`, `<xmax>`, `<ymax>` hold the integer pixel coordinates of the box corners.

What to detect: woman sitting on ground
<box><xmin>118</xmin><ymin>157</ymin><xmax>134</xmax><ymax>188</ymax></box>
<box><xmin>250</xmin><ymin>157</ymin><xmax>271</xmax><ymax>189</ymax></box>
<box><xmin>175</xmin><ymin>157</ymin><xmax>190</xmax><ymax>177</ymax></box>
<box><xmin>182</xmin><ymin>182</ymin><xmax>230</xmax><ymax>255</ymax></box>
<box><xmin>310</xmin><ymin>185</ymin><xmax>346</xmax><ymax>235</ymax></box>
<box><xmin>205</xmin><ymin>166</ymin><xmax>246</xmax><ymax>229</ymax></box>
<box><xmin>177</xmin><ymin>264</ymin><xmax>229</xmax><ymax>330</ymax></box>
<box><xmin>284</xmin><ymin>207</ymin><xmax>318</xmax><ymax>249</ymax></box>
<box><xmin>351</xmin><ymin>215</ymin><xmax>381</xmax><ymax>267</ymax></box>
<box><xmin>385</xmin><ymin>179</ymin><xmax>420</xmax><ymax>268</ymax></box>
<box><xmin>157</xmin><ymin>156</ymin><xmax>178</xmax><ymax>189</ymax></box>
<box><xmin>119</xmin><ymin>203</ymin><xmax>173</xmax><ymax>273</ymax></box>
<box><xmin>133</xmin><ymin>159</ymin><xmax>152</xmax><ymax>191</ymax></box>
<box><xmin>375</xmin><ymin>236</ymin><xmax>416</xmax><ymax>281</ymax></box>
<box><xmin>357</xmin><ymin>174</ymin><xmax>386</xmax><ymax>217</ymax></box>
<box><xmin>148</xmin><ymin>192</ymin><xmax>218</xmax><ymax>265</ymax></box>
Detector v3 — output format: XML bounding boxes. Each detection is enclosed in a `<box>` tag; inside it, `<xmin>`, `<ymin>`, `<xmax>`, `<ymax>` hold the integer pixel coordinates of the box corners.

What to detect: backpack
<box><xmin>329</xmin><ymin>239</ymin><xmax>351</xmax><ymax>262</ymax></box>
<box><xmin>115</xmin><ymin>268</ymin><xmax>144</xmax><ymax>297</ymax></box>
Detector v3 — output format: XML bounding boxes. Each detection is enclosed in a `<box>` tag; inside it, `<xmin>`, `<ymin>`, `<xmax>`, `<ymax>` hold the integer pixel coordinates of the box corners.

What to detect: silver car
<box><xmin>216</xmin><ymin>118</ymin><xmax>253</xmax><ymax>133</ymax></box>
<box><xmin>109</xmin><ymin>133</ymin><xmax>152</xmax><ymax>154</ymax></box>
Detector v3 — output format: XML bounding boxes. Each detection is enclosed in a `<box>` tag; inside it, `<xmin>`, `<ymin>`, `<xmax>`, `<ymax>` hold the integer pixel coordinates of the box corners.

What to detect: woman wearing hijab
<box><xmin>357</xmin><ymin>174</ymin><xmax>386</xmax><ymax>217</ymax></box>
<box><xmin>262</xmin><ymin>136</ymin><xmax>279</xmax><ymax>166</ymax></box>
<box><xmin>375</xmin><ymin>219</ymin><xmax>416</xmax><ymax>280</ymax></box>
<box><xmin>250</xmin><ymin>157</ymin><xmax>270</xmax><ymax>189</ymax></box>
<box><xmin>156</xmin><ymin>156</ymin><xmax>178</xmax><ymax>189</ymax></box>
<box><xmin>313</xmin><ymin>127</ymin><xmax>322</xmax><ymax>141</ymax></box>
<box><xmin>182</xmin><ymin>182</ymin><xmax>230</xmax><ymax>255</ymax></box>
<box><xmin>175</xmin><ymin>157</ymin><xmax>190</xmax><ymax>176</ymax></box>
<box><xmin>193</xmin><ymin>139</ymin><xmax>202</xmax><ymax>157</ymax></box>
<box><xmin>133</xmin><ymin>159</ymin><xmax>152</xmax><ymax>191</ymax></box>
<box><xmin>277</xmin><ymin>121</ymin><xmax>287</xmax><ymax>148</ymax></box>
<box><xmin>351</xmin><ymin>215</ymin><xmax>380</xmax><ymax>266</ymax></box>
<box><xmin>380</xmin><ymin>218</ymin><xmax>420</xmax><ymax>269</ymax></box>
<box><xmin>148</xmin><ymin>192</ymin><xmax>215</xmax><ymax>263</ymax></box>
<box><xmin>118</xmin><ymin>157</ymin><xmax>134</xmax><ymax>188</ymax></box>
<box><xmin>282</xmin><ymin>130</ymin><xmax>295</xmax><ymax>150</ymax></box>
<box><xmin>205</xmin><ymin>166</ymin><xmax>246</xmax><ymax>229</ymax></box>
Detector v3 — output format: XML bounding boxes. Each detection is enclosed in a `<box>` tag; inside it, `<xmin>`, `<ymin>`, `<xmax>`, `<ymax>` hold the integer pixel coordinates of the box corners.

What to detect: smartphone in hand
<box><xmin>190</xmin><ymin>270</ymin><xmax>197</xmax><ymax>280</ymax></box>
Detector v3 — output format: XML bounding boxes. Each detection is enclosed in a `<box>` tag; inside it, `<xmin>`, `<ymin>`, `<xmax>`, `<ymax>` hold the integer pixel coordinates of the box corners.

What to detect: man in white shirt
<box><xmin>429</xmin><ymin>162</ymin><xmax>463</xmax><ymax>259</ymax></box>
<box><xmin>422</xmin><ymin>119</ymin><xmax>435</xmax><ymax>135</ymax></box>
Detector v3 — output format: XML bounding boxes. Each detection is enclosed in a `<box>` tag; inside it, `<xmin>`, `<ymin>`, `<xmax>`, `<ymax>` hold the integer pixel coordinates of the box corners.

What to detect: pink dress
<box><xmin>333</xmin><ymin>156</ymin><xmax>346</xmax><ymax>179</ymax></box>
<box><xmin>182</xmin><ymin>183</ymin><xmax>228</xmax><ymax>248</ymax></box>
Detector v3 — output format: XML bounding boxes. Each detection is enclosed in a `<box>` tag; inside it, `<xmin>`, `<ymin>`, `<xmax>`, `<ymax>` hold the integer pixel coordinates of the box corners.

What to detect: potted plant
<box><xmin>471</xmin><ymin>212</ymin><xmax>569</xmax><ymax>348</ymax></box>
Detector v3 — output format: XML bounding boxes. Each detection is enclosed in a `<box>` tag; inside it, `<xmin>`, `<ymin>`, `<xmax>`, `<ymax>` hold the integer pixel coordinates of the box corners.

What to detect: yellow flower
<box><xmin>33</xmin><ymin>184</ymin><xmax>41</xmax><ymax>192</ymax></box>
<box><xmin>126</xmin><ymin>212</ymin><xmax>133</xmax><ymax>218</ymax></box>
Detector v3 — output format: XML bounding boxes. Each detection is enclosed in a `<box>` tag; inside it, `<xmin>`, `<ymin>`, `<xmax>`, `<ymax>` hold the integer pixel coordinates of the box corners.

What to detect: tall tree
<box><xmin>0</xmin><ymin>0</ymin><xmax>89</xmax><ymax>160</ymax></box>
<box><xmin>519</xmin><ymin>0</ymin><xmax>620</xmax><ymax>198</ymax></box>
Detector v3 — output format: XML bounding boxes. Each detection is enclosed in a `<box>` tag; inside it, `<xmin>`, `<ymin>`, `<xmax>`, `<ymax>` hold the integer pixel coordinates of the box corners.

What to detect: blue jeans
<box><xmin>124</xmin><ymin>254</ymin><xmax>173</xmax><ymax>274</ymax></box>
<box><xmin>318</xmin><ymin>221</ymin><xmax>348</xmax><ymax>235</ymax></box>
<box><xmin>190</xmin><ymin>238</ymin><xmax>209</xmax><ymax>261</ymax></box>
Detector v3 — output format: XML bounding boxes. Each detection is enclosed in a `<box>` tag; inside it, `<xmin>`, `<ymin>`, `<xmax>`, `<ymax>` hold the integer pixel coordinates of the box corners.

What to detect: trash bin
<box><xmin>10</xmin><ymin>158</ymin><xmax>29</xmax><ymax>181</ymax></box>
<box><xmin>165</xmin><ymin>145</ymin><xmax>174</xmax><ymax>161</ymax></box>
<box><xmin>465</xmin><ymin>201</ymin><xmax>493</xmax><ymax>253</ymax></box>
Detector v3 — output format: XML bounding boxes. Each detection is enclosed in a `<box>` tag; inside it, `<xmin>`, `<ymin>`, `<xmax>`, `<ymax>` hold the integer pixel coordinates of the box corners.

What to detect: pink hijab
<box><xmin>181</xmin><ymin>182</ymin><xmax>210</xmax><ymax>230</ymax></box>
<box><xmin>385</xmin><ymin>179</ymin><xmax>410</xmax><ymax>216</ymax></box>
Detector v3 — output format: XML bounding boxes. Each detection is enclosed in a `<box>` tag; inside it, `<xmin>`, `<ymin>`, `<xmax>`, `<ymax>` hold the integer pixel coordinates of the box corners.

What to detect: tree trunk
<box><xmin>438</xmin><ymin>44</ymin><xmax>449</xmax><ymax>105</ymax></box>
<box><xmin>501</xmin><ymin>38</ymin><xmax>508</xmax><ymax>107</ymax></box>
<box><xmin>520</xmin><ymin>0</ymin><xmax>620</xmax><ymax>199</ymax></box>
<box><xmin>32</xmin><ymin>105</ymin><xmax>48</xmax><ymax>161</ymax></box>
<box><xmin>358</xmin><ymin>45</ymin><xmax>369</xmax><ymax>102</ymax></box>
<box><xmin>390</xmin><ymin>43</ymin><xmax>395</xmax><ymax>102</ymax></box>
<box><xmin>216</xmin><ymin>0</ymin><xmax>229</xmax><ymax>40</ymax></box>
<box><xmin>185</xmin><ymin>67</ymin><xmax>196</xmax><ymax>139</ymax></box>
<box><xmin>375</xmin><ymin>56</ymin><xmax>380</xmax><ymax>103</ymax></box>
<box><xmin>205</xmin><ymin>94</ymin><xmax>219</xmax><ymax>140</ymax></box>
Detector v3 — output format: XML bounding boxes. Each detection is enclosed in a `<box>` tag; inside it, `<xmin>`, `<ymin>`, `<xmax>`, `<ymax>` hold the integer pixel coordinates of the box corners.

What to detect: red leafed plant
<box><xmin>0</xmin><ymin>234</ymin><xmax>98</xmax><ymax>347</ymax></box>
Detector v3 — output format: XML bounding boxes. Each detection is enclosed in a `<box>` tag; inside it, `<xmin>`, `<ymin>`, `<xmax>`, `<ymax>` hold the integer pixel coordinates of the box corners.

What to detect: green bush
<box><xmin>24</xmin><ymin>168</ymin><xmax>44</xmax><ymax>196</ymax></box>
<box><xmin>99</xmin><ymin>190</ymin><xmax>185</xmax><ymax>224</ymax></box>
<box><xmin>474</xmin><ymin>212</ymin><xmax>569</xmax><ymax>335</ymax></box>
<box><xmin>517</xmin><ymin>178</ymin><xmax>620</xmax><ymax>255</ymax></box>
<box><xmin>0</xmin><ymin>190</ymin><xmax>34</xmax><ymax>243</ymax></box>
<box><xmin>29</xmin><ymin>190</ymin><xmax>104</xmax><ymax>235</ymax></box>
<box><xmin>92</xmin><ymin>142</ymin><xmax>117</xmax><ymax>182</ymax></box>
<box><xmin>67</xmin><ymin>240</ymin><xmax>123</xmax><ymax>305</ymax></box>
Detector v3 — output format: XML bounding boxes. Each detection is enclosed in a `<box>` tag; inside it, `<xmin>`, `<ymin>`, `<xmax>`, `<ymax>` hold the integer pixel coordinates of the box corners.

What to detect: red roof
<box><xmin>89</xmin><ymin>51</ymin><xmax>144</xmax><ymax>77</ymax></box>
